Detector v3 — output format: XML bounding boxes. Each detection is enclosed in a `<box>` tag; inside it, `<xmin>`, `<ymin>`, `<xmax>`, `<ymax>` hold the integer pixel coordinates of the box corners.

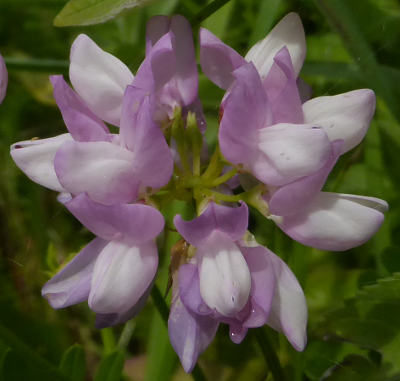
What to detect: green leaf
<box><xmin>324</xmin><ymin>354</ymin><xmax>381</xmax><ymax>381</ymax></box>
<box><xmin>59</xmin><ymin>344</ymin><xmax>86</xmax><ymax>381</ymax></box>
<box><xmin>318</xmin><ymin>273</ymin><xmax>400</xmax><ymax>377</ymax></box>
<box><xmin>54</xmin><ymin>0</ymin><xmax>154</xmax><ymax>27</ymax></box>
<box><xmin>94</xmin><ymin>350</ymin><xmax>125</xmax><ymax>381</ymax></box>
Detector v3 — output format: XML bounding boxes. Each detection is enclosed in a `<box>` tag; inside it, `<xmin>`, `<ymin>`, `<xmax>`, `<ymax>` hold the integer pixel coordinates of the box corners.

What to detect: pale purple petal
<box><xmin>229</xmin><ymin>324</ymin><xmax>248</xmax><ymax>344</ymax></box>
<box><xmin>169</xmin><ymin>15</ymin><xmax>198</xmax><ymax>105</ymax></box>
<box><xmin>268</xmin><ymin>140</ymin><xmax>343</xmax><ymax>216</ymax></box>
<box><xmin>240</xmin><ymin>245</ymin><xmax>276</xmax><ymax>326</ymax></box>
<box><xmin>50</xmin><ymin>75</ymin><xmax>109</xmax><ymax>142</ymax></box>
<box><xmin>42</xmin><ymin>238</ymin><xmax>107</xmax><ymax>309</ymax></box>
<box><xmin>199</xmin><ymin>28</ymin><xmax>246</xmax><ymax>89</ymax></box>
<box><xmin>0</xmin><ymin>53</ymin><xmax>8</xmax><ymax>104</ymax></box>
<box><xmin>146</xmin><ymin>15</ymin><xmax>170</xmax><ymax>54</ymax></box>
<box><xmin>168</xmin><ymin>295</ymin><xmax>218</xmax><ymax>373</ymax></box>
<box><xmin>245</xmin><ymin>13</ymin><xmax>306</xmax><ymax>78</ymax></box>
<box><xmin>10</xmin><ymin>133</ymin><xmax>72</xmax><ymax>192</ymax></box>
<box><xmin>262</xmin><ymin>47</ymin><xmax>303</xmax><ymax>124</ymax></box>
<box><xmin>219</xmin><ymin>63</ymin><xmax>270</xmax><ymax>167</ymax></box>
<box><xmin>54</xmin><ymin>140</ymin><xmax>138</xmax><ymax>205</ymax></box>
<box><xmin>66</xmin><ymin>193</ymin><xmax>165</xmax><ymax>244</ymax></box>
<box><xmin>303</xmin><ymin>89</ymin><xmax>376</xmax><ymax>153</ymax></box>
<box><xmin>197</xmin><ymin>231</ymin><xmax>251</xmax><ymax>317</ymax></box>
<box><xmin>95</xmin><ymin>278</ymin><xmax>154</xmax><ymax>328</ymax></box>
<box><xmin>174</xmin><ymin>202</ymin><xmax>248</xmax><ymax>246</ymax></box>
<box><xmin>179</xmin><ymin>264</ymin><xmax>212</xmax><ymax>315</ymax></box>
<box><xmin>134</xmin><ymin>33</ymin><xmax>175</xmax><ymax>94</ymax></box>
<box><xmin>89</xmin><ymin>240</ymin><xmax>158</xmax><ymax>314</ymax></box>
<box><xmin>120</xmin><ymin>86</ymin><xmax>173</xmax><ymax>189</ymax></box>
<box><xmin>254</xmin><ymin>123</ymin><xmax>332</xmax><ymax>186</ymax></box>
<box><xmin>69</xmin><ymin>34</ymin><xmax>134</xmax><ymax>126</ymax></box>
<box><xmin>277</xmin><ymin>192</ymin><xmax>388</xmax><ymax>251</ymax></box>
<box><xmin>265</xmin><ymin>249</ymin><xmax>307</xmax><ymax>351</ymax></box>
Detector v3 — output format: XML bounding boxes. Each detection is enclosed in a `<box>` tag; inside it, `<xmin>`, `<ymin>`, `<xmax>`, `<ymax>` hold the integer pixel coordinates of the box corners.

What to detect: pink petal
<box><xmin>89</xmin><ymin>240</ymin><xmax>158</xmax><ymax>314</ymax></box>
<box><xmin>69</xmin><ymin>34</ymin><xmax>134</xmax><ymax>126</ymax></box>
<box><xmin>266</xmin><ymin>250</ymin><xmax>307</xmax><ymax>351</ymax></box>
<box><xmin>303</xmin><ymin>89</ymin><xmax>376</xmax><ymax>153</ymax></box>
<box><xmin>10</xmin><ymin>134</ymin><xmax>72</xmax><ymax>192</ymax></box>
<box><xmin>50</xmin><ymin>75</ymin><xmax>109</xmax><ymax>142</ymax></box>
<box><xmin>277</xmin><ymin>192</ymin><xmax>388</xmax><ymax>251</ymax></box>
<box><xmin>168</xmin><ymin>294</ymin><xmax>218</xmax><ymax>373</ymax></box>
<box><xmin>54</xmin><ymin>140</ymin><xmax>138</xmax><ymax>205</ymax></box>
<box><xmin>245</xmin><ymin>13</ymin><xmax>306</xmax><ymax>78</ymax></box>
<box><xmin>42</xmin><ymin>237</ymin><xmax>107</xmax><ymax>309</ymax></box>
<box><xmin>268</xmin><ymin>140</ymin><xmax>343</xmax><ymax>216</ymax></box>
<box><xmin>66</xmin><ymin>193</ymin><xmax>165</xmax><ymax>244</ymax></box>
<box><xmin>174</xmin><ymin>202</ymin><xmax>248</xmax><ymax>246</ymax></box>
<box><xmin>199</xmin><ymin>27</ymin><xmax>246</xmax><ymax>89</ymax></box>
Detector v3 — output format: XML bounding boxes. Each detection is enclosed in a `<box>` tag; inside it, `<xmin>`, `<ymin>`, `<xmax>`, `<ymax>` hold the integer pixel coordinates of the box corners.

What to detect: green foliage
<box><xmin>54</xmin><ymin>0</ymin><xmax>155</xmax><ymax>26</ymax></box>
<box><xmin>59</xmin><ymin>344</ymin><xmax>86</xmax><ymax>381</ymax></box>
<box><xmin>94</xmin><ymin>350</ymin><xmax>125</xmax><ymax>381</ymax></box>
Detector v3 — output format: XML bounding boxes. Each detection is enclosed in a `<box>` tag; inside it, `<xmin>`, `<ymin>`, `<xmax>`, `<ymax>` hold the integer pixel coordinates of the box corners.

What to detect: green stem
<box><xmin>201</xmin><ymin>145</ymin><xmax>223</xmax><ymax>182</ymax></box>
<box><xmin>0</xmin><ymin>323</ymin><xmax>66</xmax><ymax>380</ymax></box>
<box><xmin>118</xmin><ymin>320</ymin><xmax>136</xmax><ymax>350</ymax></box>
<box><xmin>100</xmin><ymin>328</ymin><xmax>116</xmax><ymax>355</ymax></box>
<box><xmin>191</xmin><ymin>0</ymin><xmax>233</xmax><ymax>25</ymax></box>
<box><xmin>151</xmin><ymin>285</ymin><xmax>207</xmax><ymax>381</ymax></box>
<box><xmin>4</xmin><ymin>57</ymin><xmax>68</xmax><ymax>73</ymax></box>
<box><xmin>208</xmin><ymin>168</ymin><xmax>237</xmax><ymax>187</ymax></box>
<box><xmin>201</xmin><ymin>188</ymin><xmax>243</xmax><ymax>203</ymax></box>
<box><xmin>253</xmin><ymin>329</ymin><xmax>286</xmax><ymax>381</ymax></box>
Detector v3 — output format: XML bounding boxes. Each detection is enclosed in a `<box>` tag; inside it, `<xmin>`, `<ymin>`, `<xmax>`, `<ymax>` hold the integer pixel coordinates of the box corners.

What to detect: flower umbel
<box><xmin>9</xmin><ymin>12</ymin><xmax>388</xmax><ymax>374</ymax></box>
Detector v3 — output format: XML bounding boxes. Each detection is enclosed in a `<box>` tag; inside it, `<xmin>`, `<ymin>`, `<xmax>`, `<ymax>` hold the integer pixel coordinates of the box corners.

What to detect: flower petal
<box><xmin>199</xmin><ymin>27</ymin><xmax>246</xmax><ymax>89</ymax></box>
<box><xmin>89</xmin><ymin>240</ymin><xmax>158</xmax><ymax>314</ymax></box>
<box><xmin>268</xmin><ymin>140</ymin><xmax>343</xmax><ymax>216</ymax></box>
<box><xmin>179</xmin><ymin>264</ymin><xmax>212</xmax><ymax>315</ymax></box>
<box><xmin>254</xmin><ymin>123</ymin><xmax>332</xmax><ymax>185</ymax></box>
<box><xmin>120</xmin><ymin>86</ymin><xmax>173</xmax><ymax>189</ymax></box>
<box><xmin>169</xmin><ymin>294</ymin><xmax>218</xmax><ymax>373</ymax></box>
<box><xmin>277</xmin><ymin>192</ymin><xmax>388</xmax><ymax>251</ymax></box>
<box><xmin>0</xmin><ymin>53</ymin><xmax>8</xmax><ymax>104</ymax></box>
<box><xmin>95</xmin><ymin>277</ymin><xmax>154</xmax><ymax>328</ymax></box>
<box><xmin>10</xmin><ymin>134</ymin><xmax>72</xmax><ymax>192</ymax></box>
<box><xmin>42</xmin><ymin>237</ymin><xmax>107</xmax><ymax>309</ymax></box>
<box><xmin>197</xmin><ymin>231</ymin><xmax>251</xmax><ymax>317</ymax></box>
<box><xmin>303</xmin><ymin>89</ymin><xmax>375</xmax><ymax>153</ymax></box>
<box><xmin>174</xmin><ymin>202</ymin><xmax>248</xmax><ymax>246</ymax></box>
<box><xmin>69</xmin><ymin>34</ymin><xmax>134</xmax><ymax>126</ymax></box>
<box><xmin>262</xmin><ymin>47</ymin><xmax>303</xmax><ymax>124</ymax></box>
<box><xmin>245</xmin><ymin>13</ymin><xmax>306</xmax><ymax>78</ymax></box>
<box><xmin>54</xmin><ymin>140</ymin><xmax>138</xmax><ymax>205</ymax></box>
<box><xmin>66</xmin><ymin>193</ymin><xmax>165</xmax><ymax>244</ymax></box>
<box><xmin>50</xmin><ymin>75</ymin><xmax>109</xmax><ymax>142</ymax></box>
<box><xmin>240</xmin><ymin>245</ymin><xmax>276</xmax><ymax>326</ymax></box>
<box><xmin>146</xmin><ymin>15</ymin><xmax>170</xmax><ymax>54</ymax></box>
<box><xmin>266</xmin><ymin>250</ymin><xmax>307</xmax><ymax>351</ymax></box>
<box><xmin>219</xmin><ymin>62</ymin><xmax>270</xmax><ymax>167</ymax></box>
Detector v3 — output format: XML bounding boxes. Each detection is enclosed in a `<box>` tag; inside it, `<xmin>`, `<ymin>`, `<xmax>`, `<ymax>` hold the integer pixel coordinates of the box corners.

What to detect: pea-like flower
<box><xmin>42</xmin><ymin>193</ymin><xmax>164</xmax><ymax>328</ymax></box>
<box><xmin>200</xmin><ymin>13</ymin><xmax>388</xmax><ymax>251</ymax></box>
<box><xmin>169</xmin><ymin>202</ymin><xmax>307</xmax><ymax>372</ymax></box>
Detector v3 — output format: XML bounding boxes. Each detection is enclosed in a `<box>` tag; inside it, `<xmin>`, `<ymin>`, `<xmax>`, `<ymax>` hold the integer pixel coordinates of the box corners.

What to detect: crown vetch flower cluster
<box><xmin>9</xmin><ymin>13</ymin><xmax>387</xmax><ymax>372</ymax></box>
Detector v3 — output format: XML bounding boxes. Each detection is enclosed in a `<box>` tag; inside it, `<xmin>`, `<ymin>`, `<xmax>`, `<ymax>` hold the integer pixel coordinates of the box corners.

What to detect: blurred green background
<box><xmin>1</xmin><ymin>0</ymin><xmax>400</xmax><ymax>380</ymax></box>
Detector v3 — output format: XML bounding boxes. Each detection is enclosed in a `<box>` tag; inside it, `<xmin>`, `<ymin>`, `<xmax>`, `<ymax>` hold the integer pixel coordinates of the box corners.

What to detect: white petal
<box><xmin>10</xmin><ymin>133</ymin><xmax>72</xmax><ymax>192</ymax></box>
<box><xmin>256</xmin><ymin>123</ymin><xmax>331</xmax><ymax>185</ymax></box>
<box><xmin>89</xmin><ymin>240</ymin><xmax>158</xmax><ymax>314</ymax></box>
<box><xmin>278</xmin><ymin>192</ymin><xmax>387</xmax><ymax>251</ymax></box>
<box><xmin>69</xmin><ymin>34</ymin><xmax>134</xmax><ymax>126</ymax></box>
<box><xmin>303</xmin><ymin>89</ymin><xmax>375</xmax><ymax>153</ymax></box>
<box><xmin>245</xmin><ymin>13</ymin><xmax>306</xmax><ymax>78</ymax></box>
<box><xmin>266</xmin><ymin>251</ymin><xmax>307</xmax><ymax>351</ymax></box>
<box><xmin>198</xmin><ymin>231</ymin><xmax>251</xmax><ymax>317</ymax></box>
